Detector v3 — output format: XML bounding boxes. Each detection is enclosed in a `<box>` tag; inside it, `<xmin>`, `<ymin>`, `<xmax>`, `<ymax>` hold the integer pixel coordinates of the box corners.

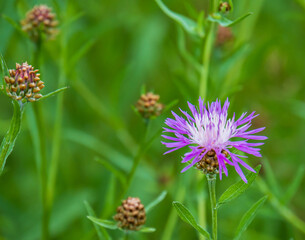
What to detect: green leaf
<box><xmin>0</xmin><ymin>100</ymin><xmax>23</xmax><ymax>175</ymax></box>
<box><xmin>37</xmin><ymin>87</ymin><xmax>68</xmax><ymax>102</ymax></box>
<box><xmin>217</xmin><ymin>165</ymin><xmax>261</xmax><ymax>208</ymax></box>
<box><xmin>139</xmin><ymin>227</ymin><xmax>156</xmax><ymax>233</ymax></box>
<box><xmin>208</xmin><ymin>12</ymin><xmax>252</xmax><ymax>27</ymax></box>
<box><xmin>172</xmin><ymin>201</ymin><xmax>211</xmax><ymax>239</ymax></box>
<box><xmin>282</xmin><ymin>165</ymin><xmax>305</xmax><ymax>204</ymax></box>
<box><xmin>87</xmin><ymin>216</ymin><xmax>118</xmax><ymax>230</ymax></box>
<box><xmin>146</xmin><ymin>191</ymin><xmax>167</xmax><ymax>213</ymax></box>
<box><xmin>95</xmin><ymin>156</ymin><xmax>127</xmax><ymax>187</ymax></box>
<box><xmin>155</xmin><ymin>0</ymin><xmax>204</xmax><ymax>37</ymax></box>
<box><xmin>234</xmin><ymin>196</ymin><xmax>267</xmax><ymax>240</ymax></box>
<box><xmin>84</xmin><ymin>201</ymin><xmax>111</xmax><ymax>240</ymax></box>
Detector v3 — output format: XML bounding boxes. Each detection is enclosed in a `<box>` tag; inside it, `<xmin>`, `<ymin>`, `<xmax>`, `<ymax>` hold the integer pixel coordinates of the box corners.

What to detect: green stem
<box><xmin>116</xmin><ymin>122</ymin><xmax>150</xmax><ymax>205</ymax></box>
<box><xmin>32</xmin><ymin>103</ymin><xmax>49</xmax><ymax>240</ymax></box>
<box><xmin>199</xmin><ymin>0</ymin><xmax>218</xmax><ymax>99</ymax></box>
<box><xmin>207</xmin><ymin>174</ymin><xmax>217</xmax><ymax>240</ymax></box>
<box><xmin>124</xmin><ymin>231</ymin><xmax>129</xmax><ymax>240</ymax></box>
<box><xmin>32</xmin><ymin>36</ymin><xmax>49</xmax><ymax>240</ymax></box>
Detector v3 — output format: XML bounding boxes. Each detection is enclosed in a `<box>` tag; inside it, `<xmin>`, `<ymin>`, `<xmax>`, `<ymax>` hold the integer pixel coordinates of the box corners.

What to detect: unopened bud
<box><xmin>5</xmin><ymin>62</ymin><xmax>44</xmax><ymax>103</ymax></box>
<box><xmin>21</xmin><ymin>5</ymin><xmax>58</xmax><ymax>41</ymax></box>
<box><xmin>113</xmin><ymin>197</ymin><xmax>146</xmax><ymax>231</ymax></box>
<box><xmin>135</xmin><ymin>92</ymin><xmax>164</xmax><ymax>119</ymax></box>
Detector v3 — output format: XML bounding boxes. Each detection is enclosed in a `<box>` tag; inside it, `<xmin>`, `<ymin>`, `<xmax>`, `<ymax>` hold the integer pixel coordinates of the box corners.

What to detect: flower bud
<box><xmin>5</xmin><ymin>62</ymin><xmax>44</xmax><ymax>102</ymax></box>
<box><xmin>135</xmin><ymin>92</ymin><xmax>164</xmax><ymax>119</ymax></box>
<box><xmin>21</xmin><ymin>5</ymin><xmax>58</xmax><ymax>41</ymax></box>
<box><xmin>113</xmin><ymin>197</ymin><xmax>146</xmax><ymax>231</ymax></box>
<box><xmin>219</xmin><ymin>2</ymin><xmax>232</xmax><ymax>13</ymax></box>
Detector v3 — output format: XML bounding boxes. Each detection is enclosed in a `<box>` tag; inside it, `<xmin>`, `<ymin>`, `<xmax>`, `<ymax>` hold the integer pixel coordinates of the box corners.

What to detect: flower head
<box><xmin>113</xmin><ymin>197</ymin><xmax>146</xmax><ymax>230</ymax></box>
<box><xmin>135</xmin><ymin>92</ymin><xmax>164</xmax><ymax>119</ymax></box>
<box><xmin>21</xmin><ymin>5</ymin><xmax>58</xmax><ymax>41</ymax></box>
<box><xmin>162</xmin><ymin>98</ymin><xmax>267</xmax><ymax>183</ymax></box>
<box><xmin>5</xmin><ymin>62</ymin><xmax>44</xmax><ymax>102</ymax></box>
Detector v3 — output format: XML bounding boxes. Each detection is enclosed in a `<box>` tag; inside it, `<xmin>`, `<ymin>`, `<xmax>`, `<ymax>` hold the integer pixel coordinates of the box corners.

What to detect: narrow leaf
<box><xmin>87</xmin><ymin>216</ymin><xmax>118</xmax><ymax>230</ymax></box>
<box><xmin>217</xmin><ymin>165</ymin><xmax>261</xmax><ymax>208</ymax></box>
<box><xmin>282</xmin><ymin>165</ymin><xmax>305</xmax><ymax>204</ymax></box>
<box><xmin>0</xmin><ymin>101</ymin><xmax>23</xmax><ymax>175</ymax></box>
<box><xmin>84</xmin><ymin>201</ymin><xmax>111</xmax><ymax>240</ymax></box>
<box><xmin>146</xmin><ymin>191</ymin><xmax>167</xmax><ymax>213</ymax></box>
<box><xmin>234</xmin><ymin>196</ymin><xmax>267</xmax><ymax>240</ymax></box>
<box><xmin>37</xmin><ymin>87</ymin><xmax>68</xmax><ymax>102</ymax></box>
<box><xmin>172</xmin><ymin>201</ymin><xmax>211</xmax><ymax>239</ymax></box>
<box><xmin>155</xmin><ymin>0</ymin><xmax>204</xmax><ymax>37</ymax></box>
<box><xmin>139</xmin><ymin>227</ymin><xmax>156</xmax><ymax>233</ymax></box>
<box><xmin>208</xmin><ymin>12</ymin><xmax>252</xmax><ymax>27</ymax></box>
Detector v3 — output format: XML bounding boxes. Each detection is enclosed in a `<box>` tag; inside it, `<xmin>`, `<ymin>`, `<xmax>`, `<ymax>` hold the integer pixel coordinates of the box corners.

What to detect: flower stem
<box><xmin>32</xmin><ymin>37</ymin><xmax>49</xmax><ymax>240</ymax></box>
<box><xmin>124</xmin><ymin>231</ymin><xmax>129</xmax><ymax>240</ymax></box>
<box><xmin>207</xmin><ymin>174</ymin><xmax>217</xmax><ymax>240</ymax></box>
<box><xmin>199</xmin><ymin>0</ymin><xmax>219</xmax><ymax>99</ymax></box>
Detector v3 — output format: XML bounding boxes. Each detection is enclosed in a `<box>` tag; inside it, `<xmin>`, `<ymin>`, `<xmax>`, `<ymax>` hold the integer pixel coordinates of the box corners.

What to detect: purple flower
<box><xmin>161</xmin><ymin>98</ymin><xmax>267</xmax><ymax>183</ymax></box>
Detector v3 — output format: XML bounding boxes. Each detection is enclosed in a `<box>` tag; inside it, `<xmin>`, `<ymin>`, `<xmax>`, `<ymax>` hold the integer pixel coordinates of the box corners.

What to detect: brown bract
<box><xmin>113</xmin><ymin>197</ymin><xmax>146</xmax><ymax>230</ymax></box>
<box><xmin>196</xmin><ymin>150</ymin><xmax>229</xmax><ymax>174</ymax></box>
<box><xmin>21</xmin><ymin>5</ymin><xmax>58</xmax><ymax>41</ymax></box>
<box><xmin>5</xmin><ymin>62</ymin><xmax>44</xmax><ymax>102</ymax></box>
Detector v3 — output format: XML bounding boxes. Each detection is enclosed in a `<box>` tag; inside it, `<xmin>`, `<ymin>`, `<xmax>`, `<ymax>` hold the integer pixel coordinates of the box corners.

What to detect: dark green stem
<box><xmin>207</xmin><ymin>174</ymin><xmax>217</xmax><ymax>240</ymax></box>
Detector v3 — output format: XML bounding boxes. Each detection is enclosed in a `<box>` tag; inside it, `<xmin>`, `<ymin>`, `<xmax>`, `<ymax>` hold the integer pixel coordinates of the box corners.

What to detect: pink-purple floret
<box><xmin>161</xmin><ymin>98</ymin><xmax>267</xmax><ymax>183</ymax></box>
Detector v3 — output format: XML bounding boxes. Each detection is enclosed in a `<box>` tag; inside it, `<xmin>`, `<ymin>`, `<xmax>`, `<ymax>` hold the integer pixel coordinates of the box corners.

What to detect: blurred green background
<box><xmin>0</xmin><ymin>0</ymin><xmax>305</xmax><ymax>239</ymax></box>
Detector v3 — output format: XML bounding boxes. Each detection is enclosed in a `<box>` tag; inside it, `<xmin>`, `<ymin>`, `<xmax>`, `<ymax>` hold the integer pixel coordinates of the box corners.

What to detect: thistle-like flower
<box><xmin>162</xmin><ymin>98</ymin><xmax>267</xmax><ymax>183</ymax></box>
<box><xmin>4</xmin><ymin>62</ymin><xmax>44</xmax><ymax>102</ymax></box>
<box><xmin>21</xmin><ymin>5</ymin><xmax>58</xmax><ymax>41</ymax></box>
<box><xmin>135</xmin><ymin>92</ymin><xmax>164</xmax><ymax>119</ymax></box>
<box><xmin>113</xmin><ymin>197</ymin><xmax>146</xmax><ymax>230</ymax></box>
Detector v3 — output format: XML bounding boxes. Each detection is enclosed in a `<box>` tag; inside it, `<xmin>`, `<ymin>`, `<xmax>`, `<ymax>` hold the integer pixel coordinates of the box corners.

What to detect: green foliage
<box><xmin>0</xmin><ymin>100</ymin><xmax>23</xmax><ymax>175</ymax></box>
<box><xmin>172</xmin><ymin>201</ymin><xmax>211</xmax><ymax>239</ymax></box>
<box><xmin>217</xmin><ymin>165</ymin><xmax>261</xmax><ymax>208</ymax></box>
<box><xmin>208</xmin><ymin>12</ymin><xmax>253</xmax><ymax>27</ymax></box>
<box><xmin>234</xmin><ymin>196</ymin><xmax>267</xmax><ymax>240</ymax></box>
<box><xmin>87</xmin><ymin>216</ymin><xmax>118</xmax><ymax>230</ymax></box>
<box><xmin>155</xmin><ymin>0</ymin><xmax>204</xmax><ymax>37</ymax></box>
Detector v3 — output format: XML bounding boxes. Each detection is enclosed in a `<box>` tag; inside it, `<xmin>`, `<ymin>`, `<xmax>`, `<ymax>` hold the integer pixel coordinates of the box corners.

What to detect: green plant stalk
<box><xmin>115</xmin><ymin>122</ymin><xmax>150</xmax><ymax>206</ymax></box>
<box><xmin>199</xmin><ymin>0</ymin><xmax>218</xmax><ymax>99</ymax></box>
<box><xmin>32</xmin><ymin>102</ymin><xmax>49</xmax><ymax>240</ymax></box>
<box><xmin>32</xmin><ymin>37</ymin><xmax>49</xmax><ymax>240</ymax></box>
<box><xmin>207</xmin><ymin>174</ymin><xmax>217</xmax><ymax>240</ymax></box>
<box><xmin>124</xmin><ymin>231</ymin><xmax>129</xmax><ymax>240</ymax></box>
